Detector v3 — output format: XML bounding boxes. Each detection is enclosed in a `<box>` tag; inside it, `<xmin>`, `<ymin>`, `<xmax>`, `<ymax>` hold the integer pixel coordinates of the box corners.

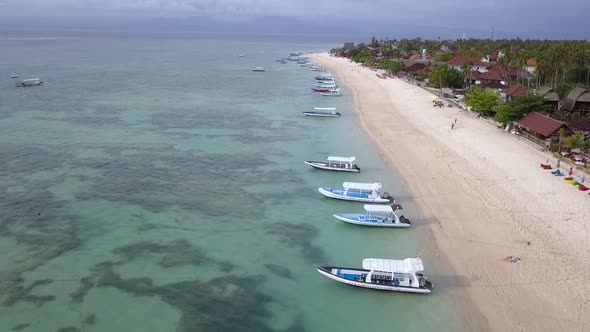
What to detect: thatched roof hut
<box><xmin>562</xmin><ymin>87</ymin><xmax>590</xmax><ymax>113</ymax></box>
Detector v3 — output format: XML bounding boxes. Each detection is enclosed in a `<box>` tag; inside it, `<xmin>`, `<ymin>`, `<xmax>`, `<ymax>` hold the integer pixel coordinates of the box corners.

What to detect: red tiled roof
<box><xmin>527</xmin><ymin>59</ymin><xmax>537</xmax><ymax>66</ymax></box>
<box><xmin>569</xmin><ymin>117</ymin><xmax>590</xmax><ymax>132</ymax></box>
<box><xmin>448</xmin><ymin>56</ymin><xmax>485</xmax><ymax>66</ymax></box>
<box><xmin>478</xmin><ymin>71</ymin><xmax>503</xmax><ymax>81</ymax></box>
<box><xmin>489</xmin><ymin>64</ymin><xmax>531</xmax><ymax>78</ymax></box>
<box><xmin>503</xmin><ymin>84</ymin><xmax>528</xmax><ymax>97</ymax></box>
<box><xmin>517</xmin><ymin>112</ymin><xmax>569</xmax><ymax>138</ymax></box>
<box><xmin>404</xmin><ymin>63</ymin><xmax>427</xmax><ymax>72</ymax></box>
<box><xmin>488</xmin><ymin>54</ymin><xmax>498</xmax><ymax>61</ymax></box>
<box><xmin>408</xmin><ymin>54</ymin><xmax>422</xmax><ymax>60</ymax></box>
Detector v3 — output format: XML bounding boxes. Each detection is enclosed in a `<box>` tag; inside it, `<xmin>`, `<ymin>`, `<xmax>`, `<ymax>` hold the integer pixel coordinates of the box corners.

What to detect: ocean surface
<box><xmin>0</xmin><ymin>31</ymin><xmax>464</xmax><ymax>331</ymax></box>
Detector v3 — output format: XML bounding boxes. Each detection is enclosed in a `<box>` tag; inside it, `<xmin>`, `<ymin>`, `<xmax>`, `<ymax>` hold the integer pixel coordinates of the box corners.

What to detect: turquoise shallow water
<box><xmin>0</xmin><ymin>32</ymin><xmax>465</xmax><ymax>331</ymax></box>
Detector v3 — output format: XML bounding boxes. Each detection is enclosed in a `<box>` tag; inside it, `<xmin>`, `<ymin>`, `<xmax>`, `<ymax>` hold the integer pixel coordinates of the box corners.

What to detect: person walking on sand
<box><xmin>451</xmin><ymin>122</ymin><xmax>455</xmax><ymax>130</ymax></box>
<box><xmin>454</xmin><ymin>117</ymin><xmax>457</xmax><ymax>124</ymax></box>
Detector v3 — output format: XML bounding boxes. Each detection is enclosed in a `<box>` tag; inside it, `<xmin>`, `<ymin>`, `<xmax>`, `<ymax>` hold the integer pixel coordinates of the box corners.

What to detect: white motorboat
<box><xmin>316</xmin><ymin>258</ymin><xmax>432</xmax><ymax>294</ymax></box>
<box><xmin>239</xmin><ymin>54</ymin><xmax>247</xmax><ymax>57</ymax></box>
<box><xmin>318</xmin><ymin>182</ymin><xmax>393</xmax><ymax>203</ymax></box>
<box><xmin>252</xmin><ymin>67</ymin><xmax>266</xmax><ymax>72</ymax></box>
<box><xmin>321</xmin><ymin>89</ymin><xmax>342</xmax><ymax>97</ymax></box>
<box><xmin>333</xmin><ymin>204</ymin><xmax>410</xmax><ymax>227</ymax></box>
<box><xmin>16</xmin><ymin>78</ymin><xmax>43</xmax><ymax>87</ymax></box>
<box><xmin>305</xmin><ymin>155</ymin><xmax>359</xmax><ymax>172</ymax></box>
<box><xmin>9</xmin><ymin>73</ymin><xmax>19</xmax><ymax>79</ymax></box>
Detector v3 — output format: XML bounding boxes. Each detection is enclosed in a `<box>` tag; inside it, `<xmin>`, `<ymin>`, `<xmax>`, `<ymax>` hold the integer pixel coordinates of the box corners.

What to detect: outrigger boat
<box><xmin>305</xmin><ymin>156</ymin><xmax>359</xmax><ymax>172</ymax></box>
<box><xmin>333</xmin><ymin>204</ymin><xmax>410</xmax><ymax>227</ymax></box>
<box><xmin>316</xmin><ymin>258</ymin><xmax>432</xmax><ymax>294</ymax></box>
<box><xmin>315</xmin><ymin>74</ymin><xmax>332</xmax><ymax>80</ymax></box>
<box><xmin>318</xmin><ymin>182</ymin><xmax>393</xmax><ymax>203</ymax></box>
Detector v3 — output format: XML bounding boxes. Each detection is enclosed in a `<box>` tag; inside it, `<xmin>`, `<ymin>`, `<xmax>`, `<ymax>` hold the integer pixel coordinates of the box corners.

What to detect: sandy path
<box><xmin>311</xmin><ymin>53</ymin><xmax>590</xmax><ymax>331</ymax></box>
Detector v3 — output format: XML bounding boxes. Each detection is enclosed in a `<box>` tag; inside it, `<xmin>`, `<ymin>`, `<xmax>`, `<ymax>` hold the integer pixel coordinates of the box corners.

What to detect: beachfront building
<box><xmin>501</xmin><ymin>84</ymin><xmax>528</xmax><ymax>101</ymax></box>
<box><xmin>569</xmin><ymin>117</ymin><xmax>590</xmax><ymax>136</ymax></box>
<box><xmin>464</xmin><ymin>70</ymin><xmax>504</xmax><ymax>87</ymax></box>
<box><xmin>489</xmin><ymin>64</ymin><xmax>531</xmax><ymax>83</ymax></box>
<box><xmin>516</xmin><ymin>112</ymin><xmax>572</xmax><ymax>145</ymax></box>
<box><xmin>562</xmin><ymin>87</ymin><xmax>590</xmax><ymax>114</ymax></box>
<box><xmin>536</xmin><ymin>86</ymin><xmax>560</xmax><ymax>112</ymax></box>
<box><xmin>525</xmin><ymin>59</ymin><xmax>537</xmax><ymax>74</ymax></box>
<box><xmin>404</xmin><ymin>62</ymin><xmax>428</xmax><ymax>75</ymax></box>
<box><xmin>448</xmin><ymin>56</ymin><xmax>487</xmax><ymax>72</ymax></box>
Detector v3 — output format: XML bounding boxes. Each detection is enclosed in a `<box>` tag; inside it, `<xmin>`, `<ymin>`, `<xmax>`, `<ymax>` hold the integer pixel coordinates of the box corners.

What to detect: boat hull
<box><xmin>305</xmin><ymin>161</ymin><xmax>359</xmax><ymax>172</ymax></box>
<box><xmin>316</xmin><ymin>266</ymin><xmax>431</xmax><ymax>294</ymax></box>
<box><xmin>333</xmin><ymin>214</ymin><xmax>410</xmax><ymax>227</ymax></box>
<box><xmin>312</xmin><ymin>88</ymin><xmax>331</xmax><ymax>92</ymax></box>
<box><xmin>318</xmin><ymin>187</ymin><xmax>393</xmax><ymax>203</ymax></box>
<box><xmin>303</xmin><ymin>112</ymin><xmax>341</xmax><ymax>117</ymax></box>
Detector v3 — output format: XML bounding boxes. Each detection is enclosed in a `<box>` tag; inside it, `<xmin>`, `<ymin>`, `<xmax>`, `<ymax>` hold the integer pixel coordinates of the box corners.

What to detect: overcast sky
<box><xmin>1</xmin><ymin>0</ymin><xmax>588</xmax><ymax>39</ymax></box>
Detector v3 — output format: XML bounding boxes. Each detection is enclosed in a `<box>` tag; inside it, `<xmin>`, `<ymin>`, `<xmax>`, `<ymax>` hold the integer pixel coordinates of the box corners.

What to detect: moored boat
<box><xmin>16</xmin><ymin>78</ymin><xmax>43</xmax><ymax>87</ymax></box>
<box><xmin>315</xmin><ymin>258</ymin><xmax>432</xmax><ymax>294</ymax></box>
<box><xmin>318</xmin><ymin>182</ymin><xmax>393</xmax><ymax>203</ymax></box>
<box><xmin>305</xmin><ymin>155</ymin><xmax>359</xmax><ymax>172</ymax></box>
<box><xmin>9</xmin><ymin>73</ymin><xmax>19</xmax><ymax>78</ymax></box>
<box><xmin>312</xmin><ymin>87</ymin><xmax>331</xmax><ymax>93</ymax></box>
<box><xmin>333</xmin><ymin>204</ymin><xmax>410</xmax><ymax>227</ymax></box>
<box><xmin>321</xmin><ymin>89</ymin><xmax>342</xmax><ymax>97</ymax></box>
<box><xmin>252</xmin><ymin>67</ymin><xmax>266</xmax><ymax>72</ymax></box>
<box><xmin>302</xmin><ymin>110</ymin><xmax>341</xmax><ymax>117</ymax></box>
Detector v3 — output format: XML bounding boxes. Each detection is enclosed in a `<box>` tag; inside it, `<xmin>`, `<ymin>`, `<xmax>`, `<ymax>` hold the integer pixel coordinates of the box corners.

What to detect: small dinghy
<box><xmin>252</xmin><ymin>67</ymin><xmax>265</xmax><ymax>72</ymax></box>
<box><xmin>316</xmin><ymin>257</ymin><xmax>432</xmax><ymax>294</ymax></box>
<box><xmin>303</xmin><ymin>108</ymin><xmax>341</xmax><ymax>117</ymax></box>
<box><xmin>9</xmin><ymin>73</ymin><xmax>19</xmax><ymax>79</ymax></box>
<box><xmin>334</xmin><ymin>204</ymin><xmax>410</xmax><ymax>227</ymax></box>
<box><xmin>305</xmin><ymin>156</ymin><xmax>359</xmax><ymax>173</ymax></box>
<box><xmin>318</xmin><ymin>182</ymin><xmax>393</xmax><ymax>203</ymax></box>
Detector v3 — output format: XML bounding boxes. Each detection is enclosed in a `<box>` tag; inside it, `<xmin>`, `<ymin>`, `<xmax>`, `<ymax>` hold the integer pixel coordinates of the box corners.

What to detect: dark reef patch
<box><xmin>11</xmin><ymin>323</ymin><xmax>30</xmax><ymax>331</ymax></box>
<box><xmin>56</xmin><ymin>327</ymin><xmax>80</xmax><ymax>332</ymax></box>
<box><xmin>264</xmin><ymin>264</ymin><xmax>293</xmax><ymax>280</ymax></box>
<box><xmin>3</xmin><ymin>279</ymin><xmax>54</xmax><ymax>307</ymax></box>
<box><xmin>113</xmin><ymin>239</ymin><xmax>214</xmax><ymax>268</ymax></box>
<box><xmin>266</xmin><ymin>223</ymin><xmax>325</xmax><ymax>262</ymax></box>
<box><xmin>73</xmin><ymin>261</ymin><xmax>278</xmax><ymax>332</ymax></box>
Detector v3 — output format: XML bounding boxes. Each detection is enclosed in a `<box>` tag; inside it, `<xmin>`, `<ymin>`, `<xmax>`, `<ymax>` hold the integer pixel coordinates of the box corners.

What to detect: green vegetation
<box><xmin>464</xmin><ymin>87</ymin><xmax>501</xmax><ymax>115</ymax></box>
<box><xmin>436</xmin><ymin>53</ymin><xmax>453</xmax><ymax>62</ymax></box>
<box><xmin>427</xmin><ymin>65</ymin><xmax>463</xmax><ymax>88</ymax></box>
<box><xmin>564</xmin><ymin>132</ymin><xmax>586</xmax><ymax>150</ymax></box>
<box><xmin>331</xmin><ymin>38</ymin><xmax>590</xmax><ymax>89</ymax></box>
<box><xmin>380</xmin><ymin>60</ymin><xmax>404</xmax><ymax>74</ymax></box>
<box><xmin>495</xmin><ymin>95</ymin><xmax>550</xmax><ymax>124</ymax></box>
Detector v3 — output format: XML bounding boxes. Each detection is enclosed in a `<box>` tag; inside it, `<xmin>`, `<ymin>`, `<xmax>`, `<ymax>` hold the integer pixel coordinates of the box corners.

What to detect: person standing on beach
<box><xmin>451</xmin><ymin>122</ymin><xmax>455</xmax><ymax>130</ymax></box>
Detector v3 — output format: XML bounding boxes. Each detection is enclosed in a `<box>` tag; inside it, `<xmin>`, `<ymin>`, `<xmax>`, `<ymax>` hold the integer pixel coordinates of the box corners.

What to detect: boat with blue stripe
<box><xmin>334</xmin><ymin>204</ymin><xmax>410</xmax><ymax>227</ymax></box>
<box><xmin>318</xmin><ymin>182</ymin><xmax>393</xmax><ymax>203</ymax></box>
<box><xmin>316</xmin><ymin>258</ymin><xmax>432</xmax><ymax>294</ymax></box>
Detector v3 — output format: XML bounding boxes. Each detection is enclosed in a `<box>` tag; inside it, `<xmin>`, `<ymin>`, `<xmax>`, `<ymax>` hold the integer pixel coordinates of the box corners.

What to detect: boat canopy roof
<box><xmin>343</xmin><ymin>182</ymin><xmax>381</xmax><ymax>191</ymax></box>
<box><xmin>314</xmin><ymin>107</ymin><xmax>336</xmax><ymax>111</ymax></box>
<box><xmin>328</xmin><ymin>156</ymin><xmax>355</xmax><ymax>163</ymax></box>
<box><xmin>362</xmin><ymin>258</ymin><xmax>424</xmax><ymax>273</ymax></box>
<box><xmin>363</xmin><ymin>204</ymin><xmax>393</xmax><ymax>213</ymax></box>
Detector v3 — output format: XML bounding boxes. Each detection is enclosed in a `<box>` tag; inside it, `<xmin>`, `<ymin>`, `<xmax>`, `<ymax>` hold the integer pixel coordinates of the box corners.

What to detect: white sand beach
<box><xmin>311</xmin><ymin>53</ymin><xmax>590</xmax><ymax>331</ymax></box>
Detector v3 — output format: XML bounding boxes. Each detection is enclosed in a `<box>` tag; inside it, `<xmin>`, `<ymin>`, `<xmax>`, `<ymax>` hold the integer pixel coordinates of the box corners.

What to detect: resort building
<box><xmin>537</xmin><ymin>86</ymin><xmax>560</xmax><ymax>112</ymax></box>
<box><xmin>516</xmin><ymin>112</ymin><xmax>572</xmax><ymax>144</ymax></box>
<box><xmin>525</xmin><ymin>59</ymin><xmax>537</xmax><ymax>74</ymax></box>
<box><xmin>569</xmin><ymin>117</ymin><xmax>590</xmax><ymax>136</ymax></box>
<box><xmin>448</xmin><ymin>56</ymin><xmax>487</xmax><ymax>72</ymax></box>
<box><xmin>562</xmin><ymin>87</ymin><xmax>590</xmax><ymax>114</ymax></box>
<box><xmin>464</xmin><ymin>70</ymin><xmax>504</xmax><ymax>86</ymax></box>
<box><xmin>502</xmin><ymin>84</ymin><xmax>528</xmax><ymax>101</ymax></box>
